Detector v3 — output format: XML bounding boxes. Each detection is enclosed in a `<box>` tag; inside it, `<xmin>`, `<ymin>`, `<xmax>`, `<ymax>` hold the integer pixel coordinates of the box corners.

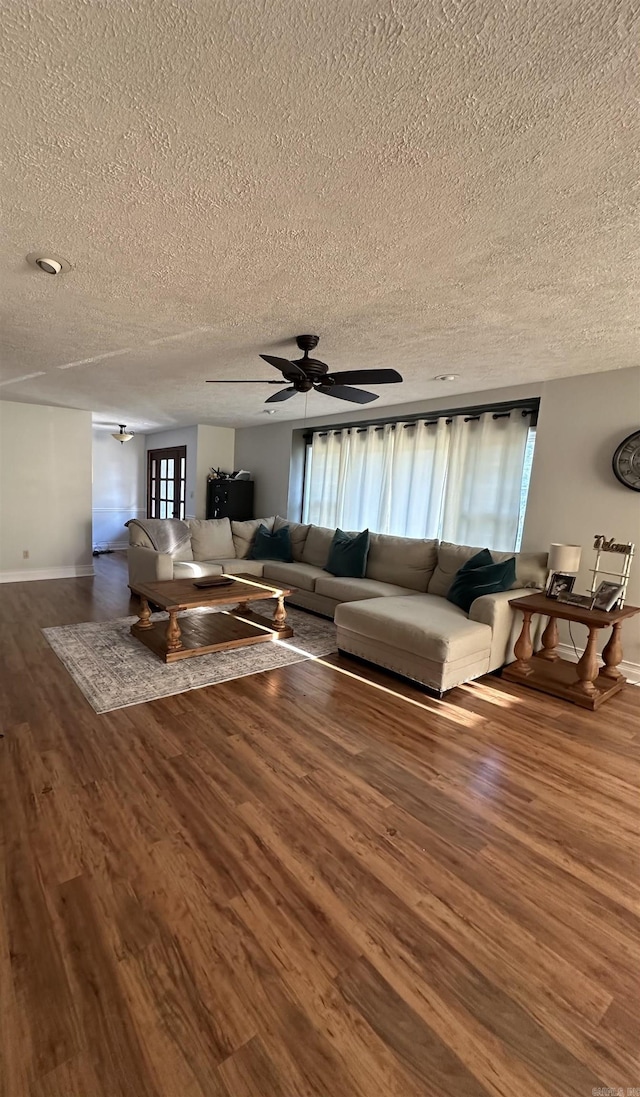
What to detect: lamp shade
<box><xmin>548</xmin><ymin>543</ymin><xmax>582</xmax><ymax>574</ymax></box>
<box><xmin>111</xmin><ymin>424</ymin><xmax>134</xmax><ymax>444</ymax></box>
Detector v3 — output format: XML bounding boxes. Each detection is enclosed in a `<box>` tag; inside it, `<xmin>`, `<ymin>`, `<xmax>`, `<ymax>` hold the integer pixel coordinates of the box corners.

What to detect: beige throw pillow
<box><xmin>231</xmin><ymin>517</ymin><xmax>275</xmax><ymax>559</ymax></box>
<box><xmin>301</xmin><ymin>524</ymin><xmax>335</xmax><ymax>568</ymax></box>
<box><xmin>365</xmin><ymin>533</ymin><xmax>438</xmax><ymax>591</ymax></box>
<box><xmin>188</xmin><ymin>518</ymin><xmax>235</xmax><ymax>561</ymax></box>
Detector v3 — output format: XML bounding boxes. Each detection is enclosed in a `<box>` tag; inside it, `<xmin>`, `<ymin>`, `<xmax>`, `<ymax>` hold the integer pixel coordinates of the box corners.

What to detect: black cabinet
<box><xmin>206</xmin><ymin>479</ymin><xmax>254</xmax><ymax>520</ymax></box>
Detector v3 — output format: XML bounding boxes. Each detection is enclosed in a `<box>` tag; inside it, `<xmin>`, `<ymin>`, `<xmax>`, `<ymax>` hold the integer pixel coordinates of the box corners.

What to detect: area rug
<box><xmin>43</xmin><ymin>602</ymin><xmax>337</xmax><ymax>714</ymax></box>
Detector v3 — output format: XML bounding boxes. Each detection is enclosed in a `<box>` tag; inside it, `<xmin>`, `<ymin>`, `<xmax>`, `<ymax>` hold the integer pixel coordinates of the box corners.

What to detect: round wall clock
<box><xmin>612</xmin><ymin>430</ymin><xmax>640</xmax><ymax>491</ymax></box>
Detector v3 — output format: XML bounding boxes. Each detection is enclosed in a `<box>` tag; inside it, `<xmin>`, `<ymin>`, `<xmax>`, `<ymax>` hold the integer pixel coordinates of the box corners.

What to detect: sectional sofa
<box><xmin>127</xmin><ymin>516</ymin><xmax>547</xmax><ymax>694</ymax></box>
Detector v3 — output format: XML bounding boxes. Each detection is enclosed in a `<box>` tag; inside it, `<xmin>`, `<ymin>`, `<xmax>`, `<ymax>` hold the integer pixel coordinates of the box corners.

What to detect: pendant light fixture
<box><xmin>111</xmin><ymin>424</ymin><xmax>134</xmax><ymax>444</ymax></box>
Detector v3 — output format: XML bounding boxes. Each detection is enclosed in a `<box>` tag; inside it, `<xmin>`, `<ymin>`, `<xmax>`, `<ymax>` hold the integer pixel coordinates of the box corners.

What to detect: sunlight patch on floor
<box><xmin>458</xmin><ymin>679</ymin><xmax>520</xmax><ymax>708</ymax></box>
<box><xmin>271</xmin><ymin>642</ymin><xmax>486</xmax><ymax>729</ymax></box>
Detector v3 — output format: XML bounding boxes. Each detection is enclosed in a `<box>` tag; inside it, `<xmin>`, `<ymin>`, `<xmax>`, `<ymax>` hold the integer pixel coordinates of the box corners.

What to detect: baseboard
<box><xmin>0</xmin><ymin>565</ymin><xmax>95</xmax><ymax>584</ymax></box>
<box><xmin>556</xmin><ymin>642</ymin><xmax>640</xmax><ymax>685</ymax></box>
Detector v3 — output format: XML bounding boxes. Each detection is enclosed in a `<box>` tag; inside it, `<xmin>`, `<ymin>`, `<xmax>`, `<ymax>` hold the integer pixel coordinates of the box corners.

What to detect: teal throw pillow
<box><xmin>446</xmin><ymin>551</ymin><xmax>516</xmax><ymax>614</ymax></box>
<box><xmin>250</xmin><ymin>524</ymin><xmax>293</xmax><ymax>562</ymax></box>
<box><xmin>325</xmin><ymin>528</ymin><xmax>370</xmax><ymax>578</ymax></box>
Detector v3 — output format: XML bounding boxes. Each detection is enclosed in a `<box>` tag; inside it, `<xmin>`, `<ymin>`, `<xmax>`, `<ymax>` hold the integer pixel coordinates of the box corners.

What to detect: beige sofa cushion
<box><xmin>428</xmin><ymin>542</ymin><xmax>548</xmax><ymax>597</ymax></box>
<box><xmin>231</xmin><ymin>517</ymin><xmax>274</xmax><ymax>559</ymax></box>
<box><xmin>301</xmin><ymin>524</ymin><xmax>335</xmax><ymax>568</ymax></box>
<box><xmin>188</xmin><ymin>518</ymin><xmax>235</xmax><ymax>561</ymax></box>
<box><xmin>172</xmin><ymin>560</ymin><xmax>224</xmax><ymax>579</ymax></box>
<box><xmin>262</xmin><ymin>561</ymin><xmax>326</xmax><ymax>592</ymax></box>
<box><xmin>315</xmin><ymin>575</ymin><xmax>421</xmax><ymax>602</ymax></box>
<box><xmin>365</xmin><ymin>533</ymin><xmax>438</xmax><ymax>592</ymax></box>
<box><xmin>218</xmin><ymin>559</ymin><xmax>265</xmax><ymax>577</ymax></box>
<box><xmin>274</xmin><ymin>515</ymin><xmax>310</xmax><ymax>562</ymax></box>
<box><xmin>495</xmin><ymin>549</ymin><xmax>548</xmax><ymax>590</ymax></box>
<box><xmin>335</xmin><ymin>595</ymin><xmax>492</xmax><ymax>663</ymax></box>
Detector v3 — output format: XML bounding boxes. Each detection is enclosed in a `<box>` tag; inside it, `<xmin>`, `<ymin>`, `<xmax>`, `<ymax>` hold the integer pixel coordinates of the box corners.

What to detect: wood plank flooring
<box><xmin>0</xmin><ymin>552</ymin><xmax>638</xmax><ymax>1096</ymax></box>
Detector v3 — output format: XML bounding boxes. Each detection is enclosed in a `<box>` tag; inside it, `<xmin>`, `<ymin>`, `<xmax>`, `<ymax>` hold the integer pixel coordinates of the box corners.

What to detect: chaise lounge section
<box><xmin>126</xmin><ymin>516</ymin><xmax>547</xmax><ymax>694</ymax></box>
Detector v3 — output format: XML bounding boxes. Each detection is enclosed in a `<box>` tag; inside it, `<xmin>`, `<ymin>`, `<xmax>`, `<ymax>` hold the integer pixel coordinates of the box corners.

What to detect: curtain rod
<box><xmin>303</xmin><ymin>397</ymin><xmax>539</xmax><ymax>439</ymax></box>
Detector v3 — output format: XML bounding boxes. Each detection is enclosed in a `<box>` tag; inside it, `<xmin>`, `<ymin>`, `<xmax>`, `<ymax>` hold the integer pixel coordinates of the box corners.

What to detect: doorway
<box><xmin>147</xmin><ymin>446</ymin><xmax>187</xmax><ymax>519</ymax></box>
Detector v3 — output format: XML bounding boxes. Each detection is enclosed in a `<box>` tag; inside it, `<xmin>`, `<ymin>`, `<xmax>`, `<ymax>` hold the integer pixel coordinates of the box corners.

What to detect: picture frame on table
<box><xmin>545</xmin><ymin>572</ymin><xmax>576</xmax><ymax>600</ymax></box>
<box><xmin>592</xmin><ymin>581</ymin><xmax>624</xmax><ymax>612</ymax></box>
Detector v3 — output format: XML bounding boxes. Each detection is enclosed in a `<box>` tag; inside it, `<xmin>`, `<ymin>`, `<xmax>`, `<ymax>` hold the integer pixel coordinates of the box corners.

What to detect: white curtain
<box><xmin>303</xmin><ymin>410</ymin><xmax>532</xmax><ymax>552</ymax></box>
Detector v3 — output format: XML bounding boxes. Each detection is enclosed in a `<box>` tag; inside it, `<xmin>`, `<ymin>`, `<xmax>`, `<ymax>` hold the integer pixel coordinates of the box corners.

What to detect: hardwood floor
<box><xmin>1</xmin><ymin>552</ymin><xmax>638</xmax><ymax>1096</ymax></box>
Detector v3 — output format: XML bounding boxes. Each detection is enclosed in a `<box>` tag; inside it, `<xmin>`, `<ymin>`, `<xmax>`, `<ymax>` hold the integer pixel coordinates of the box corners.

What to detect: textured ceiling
<box><xmin>1</xmin><ymin>0</ymin><xmax>638</xmax><ymax>430</ymax></box>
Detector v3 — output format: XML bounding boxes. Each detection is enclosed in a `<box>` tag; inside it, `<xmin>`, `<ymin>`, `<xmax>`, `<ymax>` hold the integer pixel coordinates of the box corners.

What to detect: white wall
<box><xmin>0</xmin><ymin>402</ymin><xmax>93</xmax><ymax>581</ymax></box>
<box><xmin>145</xmin><ymin>426</ymin><xmax>198</xmax><ymax>517</ymax></box>
<box><xmin>195</xmin><ymin>424</ymin><xmax>235</xmax><ymax>518</ymax></box>
<box><xmin>92</xmin><ymin>429</ymin><xmax>146</xmax><ymax>549</ymax></box>
<box><xmin>523</xmin><ymin>367</ymin><xmax>640</xmax><ymax>666</ymax></box>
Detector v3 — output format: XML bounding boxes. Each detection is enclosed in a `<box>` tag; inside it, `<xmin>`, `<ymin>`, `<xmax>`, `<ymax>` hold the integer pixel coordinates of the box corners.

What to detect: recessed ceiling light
<box><xmin>263</xmin><ymin>409</ymin><xmax>277</xmax><ymax>415</ymax></box>
<box><xmin>26</xmin><ymin>251</ymin><xmax>72</xmax><ymax>275</ymax></box>
<box><xmin>434</xmin><ymin>374</ymin><xmax>459</xmax><ymax>382</ymax></box>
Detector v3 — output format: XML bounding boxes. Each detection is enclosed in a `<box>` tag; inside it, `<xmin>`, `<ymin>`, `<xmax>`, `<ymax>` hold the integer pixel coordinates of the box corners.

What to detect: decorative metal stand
<box><xmin>590</xmin><ymin>535</ymin><xmax>635</xmax><ymax>608</ymax></box>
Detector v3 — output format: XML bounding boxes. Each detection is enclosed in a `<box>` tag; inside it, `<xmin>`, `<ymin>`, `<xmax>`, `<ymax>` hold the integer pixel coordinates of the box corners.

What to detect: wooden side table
<box><xmin>502</xmin><ymin>592</ymin><xmax>640</xmax><ymax>710</ymax></box>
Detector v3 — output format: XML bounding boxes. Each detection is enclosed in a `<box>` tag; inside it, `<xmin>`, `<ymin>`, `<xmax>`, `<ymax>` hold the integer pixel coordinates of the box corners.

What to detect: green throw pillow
<box><xmin>250</xmin><ymin>524</ymin><xmax>293</xmax><ymax>562</ymax></box>
<box><xmin>446</xmin><ymin>550</ymin><xmax>516</xmax><ymax>614</ymax></box>
<box><xmin>325</xmin><ymin>528</ymin><xmax>370</xmax><ymax>578</ymax></box>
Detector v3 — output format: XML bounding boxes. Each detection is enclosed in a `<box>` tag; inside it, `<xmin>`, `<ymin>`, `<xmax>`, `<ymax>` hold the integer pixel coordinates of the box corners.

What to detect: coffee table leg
<box><xmin>166</xmin><ymin>611</ymin><xmax>183</xmax><ymax>653</ymax></box>
<box><xmin>272</xmin><ymin>595</ymin><xmax>287</xmax><ymax>632</ymax></box>
<box><xmin>136</xmin><ymin>597</ymin><xmax>154</xmax><ymax>630</ymax></box>
<box><xmin>572</xmin><ymin>626</ymin><xmax>599</xmax><ymax>698</ymax></box>
<box><xmin>600</xmin><ymin>622</ymin><xmax>624</xmax><ymax>681</ymax></box>
<box><xmin>537</xmin><ymin>615</ymin><xmax>559</xmax><ymax>661</ymax></box>
<box><xmin>235</xmin><ymin>600</ymin><xmax>252</xmax><ymax>616</ymax></box>
<box><xmin>512</xmin><ymin>610</ymin><xmax>534</xmax><ymax>675</ymax></box>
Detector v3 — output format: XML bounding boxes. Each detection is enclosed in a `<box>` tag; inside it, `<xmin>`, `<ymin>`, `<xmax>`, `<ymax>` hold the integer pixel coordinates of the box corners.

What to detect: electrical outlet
<box><xmin>23</xmin><ymin>549</ymin><xmax>29</xmax><ymax>559</ymax></box>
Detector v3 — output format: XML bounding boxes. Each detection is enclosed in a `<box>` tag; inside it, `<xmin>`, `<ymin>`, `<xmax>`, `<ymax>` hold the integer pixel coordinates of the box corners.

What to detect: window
<box><xmin>302</xmin><ymin>404</ymin><xmax>537</xmax><ymax>553</ymax></box>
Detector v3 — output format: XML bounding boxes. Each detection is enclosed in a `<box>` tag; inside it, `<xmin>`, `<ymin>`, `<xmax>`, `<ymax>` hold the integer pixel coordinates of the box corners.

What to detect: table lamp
<box><xmin>548</xmin><ymin>543</ymin><xmax>582</xmax><ymax>575</ymax></box>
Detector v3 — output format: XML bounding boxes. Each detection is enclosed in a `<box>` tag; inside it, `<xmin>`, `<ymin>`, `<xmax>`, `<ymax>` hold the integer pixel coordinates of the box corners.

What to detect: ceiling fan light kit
<box><xmin>206</xmin><ymin>334</ymin><xmax>403</xmax><ymax>405</ymax></box>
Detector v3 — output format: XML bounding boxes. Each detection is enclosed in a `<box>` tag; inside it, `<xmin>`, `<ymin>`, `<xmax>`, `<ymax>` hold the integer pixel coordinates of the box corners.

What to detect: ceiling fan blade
<box><xmin>325</xmin><ymin>368</ymin><xmax>403</xmax><ymax>386</ymax></box>
<box><xmin>206</xmin><ymin>379</ymin><xmax>287</xmax><ymax>384</ymax></box>
<box><xmin>259</xmin><ymin>354</ymin><xmax>306</xmax><ymax>379</ymax></box>
<box><xmin>316</xmin><ymin>385</ymin><xmax>379</xmax><ymax>404</ymax></box>
<box><xmin>265</xmin><ymin>386</ymin><xmax>298</xmax><ymax>404</ymax></box>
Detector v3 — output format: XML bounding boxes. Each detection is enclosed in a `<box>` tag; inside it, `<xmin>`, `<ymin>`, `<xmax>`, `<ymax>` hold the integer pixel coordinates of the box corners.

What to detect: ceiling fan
<box><xmin>206</xmin><ymin>334</ymin><xmax>403</xmax><ymax>404</ymax></box>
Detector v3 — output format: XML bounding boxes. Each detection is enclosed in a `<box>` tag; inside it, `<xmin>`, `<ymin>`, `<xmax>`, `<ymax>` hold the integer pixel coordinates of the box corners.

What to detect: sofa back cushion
<box><xmin>232</xmin><ymin>516</ymin><xmax>274</xmax><ymax>559</ymax></box>
<box><xmin>274</xmin><ymin>515</ymin><xmax>310</xmax><ymax>561</ymax></box>
<box><xmin>428</xmin><ymin>542</ymin><xmax>548</xmax><ymax>597</ymax></box>
<box><xmin>301</xmin><ymin>524</ymin><xmax>335</xmax><ymax>568</ymax></box>
<box><xmin>188</xmin><ymin>518</ymin><xmax>235</xmax><ymax>561</ymax></box>
<box><xmin>494</xmin><ymin>548</ymin><xmax>548</xmax><ymax>590</ymax></box>
<box><xmin>365</xmin><ymin>533</ymin><xmax>439</xmax><ymax>592</ymax></box>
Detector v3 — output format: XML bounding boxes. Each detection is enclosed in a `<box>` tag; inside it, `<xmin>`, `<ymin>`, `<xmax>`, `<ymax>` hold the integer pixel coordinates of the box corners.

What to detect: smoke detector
<box><xmin>26</xmin><ymin>252</ymin><xmax>72</xmax><ymax>275</ymax></box>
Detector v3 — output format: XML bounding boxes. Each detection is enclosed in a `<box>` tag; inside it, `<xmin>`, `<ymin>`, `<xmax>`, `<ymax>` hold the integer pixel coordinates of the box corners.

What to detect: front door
<box><xmin>147</xmin><ymin>446</ymin><xmax>187</xmax><ymax>519</ymax></box>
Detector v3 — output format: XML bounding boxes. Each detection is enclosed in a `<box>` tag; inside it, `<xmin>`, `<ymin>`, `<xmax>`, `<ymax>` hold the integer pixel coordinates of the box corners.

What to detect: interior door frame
<box><xmin>146</xmin><ymin>446</ymin><xmax>187</xmax><ymax>520</ymax></box>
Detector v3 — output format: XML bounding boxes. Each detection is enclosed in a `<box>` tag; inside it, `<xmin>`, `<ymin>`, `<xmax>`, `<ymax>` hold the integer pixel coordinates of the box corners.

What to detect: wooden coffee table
<box><xmin>129</xmin><ymin>575</ymin><xmax>295</xmax><ymax>663</ymax></box>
